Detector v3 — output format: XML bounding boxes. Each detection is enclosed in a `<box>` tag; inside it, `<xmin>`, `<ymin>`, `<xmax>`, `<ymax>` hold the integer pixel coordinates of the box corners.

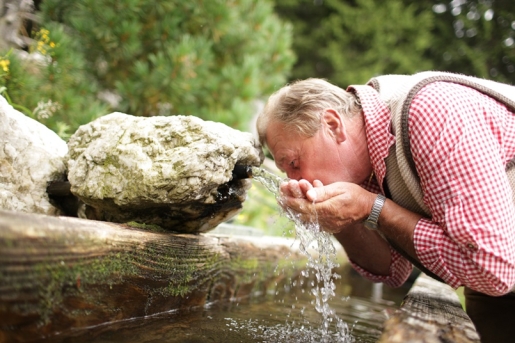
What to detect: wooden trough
<box><xmin>0</xmin><ymin>209</ymin><xmax>483</xmax><ymax>343</ymax></box>
<box><xmin>0</xmin><ymin>210</ymin><xmax>306</xmax><ymax>343</ymax></box>
<box><xmin>378</xmin><ymin>273</ymin><xmax>481</xmax><ymax>343</ymax></box>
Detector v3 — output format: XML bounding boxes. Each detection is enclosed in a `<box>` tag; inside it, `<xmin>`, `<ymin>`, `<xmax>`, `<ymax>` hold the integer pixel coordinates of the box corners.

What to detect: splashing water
<box><xmin>249</xmin><ymin>166</ymin><xmax>353</xmax><ymax>342</ymax></box>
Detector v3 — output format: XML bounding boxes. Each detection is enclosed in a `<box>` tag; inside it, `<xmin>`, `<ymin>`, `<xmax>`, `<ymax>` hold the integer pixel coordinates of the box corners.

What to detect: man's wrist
<box><xmin>363</xmin><ymin>194</ymin><xmax>386</xmax><ymax>230</ymax></box>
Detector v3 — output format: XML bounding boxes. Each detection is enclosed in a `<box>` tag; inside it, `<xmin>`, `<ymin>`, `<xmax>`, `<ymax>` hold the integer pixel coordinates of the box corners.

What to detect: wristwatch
<box><xmin>364</xmin><ymin>194</ymin><xmax>386</xmax><ymax>230</ymax></box>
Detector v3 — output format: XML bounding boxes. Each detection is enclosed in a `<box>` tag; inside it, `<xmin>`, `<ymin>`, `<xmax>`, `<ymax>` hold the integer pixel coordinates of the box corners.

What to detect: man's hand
<box><xmin>279</xmin><ymin>179</ymin><xmax>376</xmax><ymax>234</ymax></box>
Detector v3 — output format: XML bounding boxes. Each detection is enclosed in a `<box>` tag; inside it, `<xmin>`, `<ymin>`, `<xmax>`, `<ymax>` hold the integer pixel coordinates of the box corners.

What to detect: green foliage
<box><xmin>274</xmin><ymin>0</ymin><xmax>515</xmax><ymax>86</ymax></box>
<box><xmin>421</xmin><ymin>0</ymin><xmax>515</xmax><ymax>84</ymax></box>
<box><xmin>275</xmin><ymin>0</ymin><xmax>435</xmax><ymax>86</ymax></box>
<box><xmin>232</xmin><ymin>180</ymin><xmax>296</xmax><ymax>237</ymax></box>
<box><xmin>0</xmin><ymin>26</ymin><xmax>108</xmax><ymax>140</ymax></box>
<box><xmin>39</xmin><ymin>0</ymin><xmax>295</xmax><ymax>130</ymax></box>
<box><xmin>324</xmin><ymin>0</ymin><xmax>435</xmax><ymax>84</ymax></box>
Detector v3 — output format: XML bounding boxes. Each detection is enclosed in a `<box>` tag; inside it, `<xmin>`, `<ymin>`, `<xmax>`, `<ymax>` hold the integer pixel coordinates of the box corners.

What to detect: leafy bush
<box><xmin>37</xmin><ymin>0</ymin><xmax>295</xmax><ymax>131</ymax></box>
<box><xmin>0</xmin><ymin>24</ymin><xmax>108</xmax><ymax>139</ymax></box>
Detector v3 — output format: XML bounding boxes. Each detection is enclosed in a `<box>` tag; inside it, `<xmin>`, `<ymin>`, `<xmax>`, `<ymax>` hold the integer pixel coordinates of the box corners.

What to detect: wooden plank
<box><xmin>0</xmin><ymin>210</ymin><xmax>306</xmax><ymax>342</ymax></box>
<box><xmin>378</xmin><ymin>273</ymin><xmax>480</xmax><ymax>343</ymax></box>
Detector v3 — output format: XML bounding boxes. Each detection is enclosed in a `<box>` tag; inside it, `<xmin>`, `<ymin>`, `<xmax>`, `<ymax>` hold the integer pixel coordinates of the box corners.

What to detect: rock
<box><xmin>66</xmin><ymin>112</ymin><xmax>263</xmax><ymax>233</ymax></box>
<box><xmin>0</xmin><ymin>95</ymin><xmax>68</xmax><ymax>215</ymax></box>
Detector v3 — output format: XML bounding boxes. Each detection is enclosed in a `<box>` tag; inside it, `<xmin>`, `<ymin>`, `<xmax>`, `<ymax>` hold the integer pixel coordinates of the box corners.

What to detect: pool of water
<box><xmin>40</xmin><ymin>266</ymin><xmax>410</xmax><ymax>343</ymax></box>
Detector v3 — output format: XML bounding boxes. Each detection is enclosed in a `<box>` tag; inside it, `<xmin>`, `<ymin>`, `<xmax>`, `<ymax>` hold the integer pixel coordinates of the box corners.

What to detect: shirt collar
<box><xmin>347</xmin><ymin>84</ymin><xmax>394</xmax><ymax>192</ymax></box>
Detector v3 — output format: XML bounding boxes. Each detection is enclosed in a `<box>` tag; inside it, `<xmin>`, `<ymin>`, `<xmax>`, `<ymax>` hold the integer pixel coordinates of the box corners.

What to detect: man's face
<box><xmin>265</xmin><ymin>119</ymin><xmax>349</xmax><ymax>185</ymax></box>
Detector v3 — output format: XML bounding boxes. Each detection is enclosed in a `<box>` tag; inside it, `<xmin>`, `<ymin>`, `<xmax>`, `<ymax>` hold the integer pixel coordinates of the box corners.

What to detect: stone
<box><xmin>66</xmin><ymin>112</ymin><xmax>263</xmax><ymax>233</ymax></box>
<box><xmin>0</xmin><ymin>95</ymin><xmax>68</xmax><ymax>215</ymax></box>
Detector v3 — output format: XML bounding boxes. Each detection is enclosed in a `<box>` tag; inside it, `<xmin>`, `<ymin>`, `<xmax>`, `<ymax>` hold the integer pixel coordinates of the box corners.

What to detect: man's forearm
<box><xmin>334</xmin><ymin>198</ymin><xmax>422</xmax><ymax>276</ymax></box>
<box><xmin>333</xmin><ymin>223</ymin><xmax>392</xmax><ymax>275</ymax></box>
<box><xmin>378</xmin><ymin>198</ymin><xmax>422</xmax><ymax>260</ymax></box>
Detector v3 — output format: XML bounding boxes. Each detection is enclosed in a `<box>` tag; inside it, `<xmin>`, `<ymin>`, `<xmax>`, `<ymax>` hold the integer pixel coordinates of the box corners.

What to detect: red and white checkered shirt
<box><xmin>348</xmin><ymin>81</ymin><xmax>515</xmax><ymax>295</ymax></box>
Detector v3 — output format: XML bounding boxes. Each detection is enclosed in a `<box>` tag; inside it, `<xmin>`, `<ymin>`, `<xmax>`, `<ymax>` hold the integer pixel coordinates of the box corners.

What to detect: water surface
<box><xmin>42</xmin><ymin>266</ymin><xmax>409</xmax><ymax>343</ymax></box>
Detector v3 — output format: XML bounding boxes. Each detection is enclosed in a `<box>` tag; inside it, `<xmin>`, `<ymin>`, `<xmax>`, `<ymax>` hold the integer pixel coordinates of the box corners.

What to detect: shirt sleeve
<box><xmin>409</xmin><ymin>82</ymin><xmax>515</xmax><ymax>296</ymax></box>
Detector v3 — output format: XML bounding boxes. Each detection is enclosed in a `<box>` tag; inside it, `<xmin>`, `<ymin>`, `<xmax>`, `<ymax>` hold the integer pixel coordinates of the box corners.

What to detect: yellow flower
<box><xmin>0</xmin><ymin>59</ymin><xmax>10</xmax><ymax>72</ymax></box>
<box><xmin>33</xmin><ymin>28</ymin><xmax>58</xmax><ymax>55</ymax></box>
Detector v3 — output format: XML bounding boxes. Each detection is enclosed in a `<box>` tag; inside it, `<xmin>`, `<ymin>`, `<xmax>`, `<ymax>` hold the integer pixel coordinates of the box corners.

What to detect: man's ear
<box><xmin>322</xmin><ymin>109</ymin><xmax>346</xmax><ymax>143</ymax></box>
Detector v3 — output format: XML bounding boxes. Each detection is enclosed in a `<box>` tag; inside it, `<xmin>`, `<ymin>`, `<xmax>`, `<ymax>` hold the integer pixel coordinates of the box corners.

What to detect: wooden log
<box><xmin>378</xmin><ymin>273</ymin><xmax>480</xmax><ymax>343</ymax></box>
<box><xmin>0</xmin><ymin>210</ymin><xmax>306</xmax><ymax>342</ymax></box>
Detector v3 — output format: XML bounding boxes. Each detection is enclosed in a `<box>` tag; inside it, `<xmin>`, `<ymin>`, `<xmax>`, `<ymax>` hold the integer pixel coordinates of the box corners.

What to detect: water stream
<box><xmin>248</xmin><ymin>167</ymin><xmax>359</xmax><ymax>342</ymax></box>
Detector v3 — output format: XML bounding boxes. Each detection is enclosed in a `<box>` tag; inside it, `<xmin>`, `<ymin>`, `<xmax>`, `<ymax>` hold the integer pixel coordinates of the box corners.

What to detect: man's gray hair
<box><xmin>256</xmin><ymin>78</ymin><xmax>361</xmax><ymax>147</ymax></box>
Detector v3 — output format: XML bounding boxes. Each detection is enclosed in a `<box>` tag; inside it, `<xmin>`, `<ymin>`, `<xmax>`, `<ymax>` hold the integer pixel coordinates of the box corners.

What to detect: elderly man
<box><xmin>256</xmin><ymin>71</ymin><xmax>515</xmax><ymax>343</ymax></box>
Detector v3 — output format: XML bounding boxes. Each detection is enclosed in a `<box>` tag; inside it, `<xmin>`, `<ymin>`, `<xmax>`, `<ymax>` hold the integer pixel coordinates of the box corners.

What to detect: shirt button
<box><xmin>466</xmin><ymin>242</ymin><xmax>477</xmax><ymax>251</ymax></box>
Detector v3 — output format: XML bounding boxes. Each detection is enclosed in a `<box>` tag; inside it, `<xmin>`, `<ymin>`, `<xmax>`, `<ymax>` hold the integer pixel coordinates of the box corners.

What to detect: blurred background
<box><xmin>2</xmin><ymin>0</ymin><xmax>514</xmax><ymax>236</ymax></box>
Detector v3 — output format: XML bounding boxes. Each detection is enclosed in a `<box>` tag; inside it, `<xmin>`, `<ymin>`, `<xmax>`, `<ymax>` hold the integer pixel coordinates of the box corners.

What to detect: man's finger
<box><xmin>313</xmin><ymin>180</ymin><xmax>324</xmax><ymax>187</ymax></box>
<box><xmin>288</xmin><ymin>179</ymin><xmax>305</xmax><ymax>198</ymax></box>
<box><xmin>298</xmin><ymin>179</ymin><xmax>314</xmax><ymax>195</ymax></box>
<box><xmin>306</xmin><ymin>188</ymin><xmax>318</xmax><ymax>202</ymax></box>
<box><xmin>283</xmin><ymin>196</ymin><xmax>312</xmax><ymax>214</ymax></box>
<box><xmin>306</xmin><ymin>183</ymin><xmax>344</xmax><ymax>202</ymax></box>
<box><xmin>306</xmin><ymin>180</ymin><xmax>324</xmax><ymax>201</ymax></box>
<box><xmin>279</xmin><ymin>181</ymin><xmax>293</xmax><ymax>197</ymax></box>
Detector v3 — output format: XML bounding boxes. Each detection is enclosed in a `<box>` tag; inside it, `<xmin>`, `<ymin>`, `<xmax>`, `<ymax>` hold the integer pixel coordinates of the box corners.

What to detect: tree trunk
<box><xmin>0</xmin><ymin>210</ymin><xmax>306</xmax><ymax>342</ymax></box>
<box><xmin>0</xmin><ymin>0</ymin><xmax>36</xmax><ymax>51</ymax></box>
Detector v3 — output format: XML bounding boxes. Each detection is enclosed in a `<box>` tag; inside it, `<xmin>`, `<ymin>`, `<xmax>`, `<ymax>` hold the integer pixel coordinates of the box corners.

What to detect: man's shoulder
<box><xmin>371</xmin><ymin>71</ymin><xmax>515</xmax><ymax>111</ymax></box>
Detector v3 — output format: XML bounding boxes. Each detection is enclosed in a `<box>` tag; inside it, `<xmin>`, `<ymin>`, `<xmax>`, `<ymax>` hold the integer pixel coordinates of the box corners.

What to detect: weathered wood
<box><xmin>0</xmin><ymin>210</ymin><xmax>306</xmax><ymax>342</ymax></box>
<box><xmin>378</xmin><ymin>273</ymin><xmax>480</xmax><ymax>343</ymax></box>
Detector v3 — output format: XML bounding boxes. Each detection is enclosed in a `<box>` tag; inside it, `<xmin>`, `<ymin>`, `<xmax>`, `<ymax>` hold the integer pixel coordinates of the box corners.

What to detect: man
<box><xmin>256</xmin><ymin>72</ymin><xmax>515</xmax><ymax>343</ymax></box>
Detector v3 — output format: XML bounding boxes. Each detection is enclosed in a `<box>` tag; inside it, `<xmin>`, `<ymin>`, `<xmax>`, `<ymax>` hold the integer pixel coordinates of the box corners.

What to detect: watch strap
<box><xmin>364</xmin><ymin>194</ymin><xmax>386</xmax><ymax>230</ymax></box>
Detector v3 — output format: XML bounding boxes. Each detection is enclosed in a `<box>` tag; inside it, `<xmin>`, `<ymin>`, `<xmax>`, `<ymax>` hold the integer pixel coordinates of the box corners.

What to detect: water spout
<box><xmin>232</xmin><ymin>164</ymin><xmax>253</xmax><ymax>180</ymax></box>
